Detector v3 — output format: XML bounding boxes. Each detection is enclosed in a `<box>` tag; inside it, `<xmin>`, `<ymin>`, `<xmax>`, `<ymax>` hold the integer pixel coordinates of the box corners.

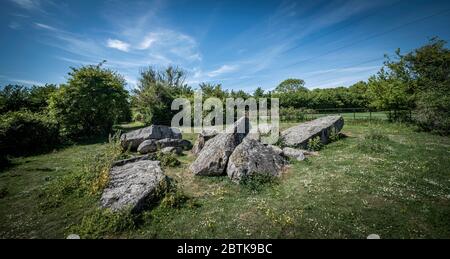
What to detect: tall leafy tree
<box><xmin>132</xmin><ymin>66</ymin><xmax>192</xmax><ymax>125</ymax></box>
<box><xmin>274</xmin><ymin>78</ymin><xmax>307</xmax><ymax>93</ymax></box>
<box><xmin>49</xmin><ymin>62</ymin><xmax>130</xmax><ymax>138</ymax></box>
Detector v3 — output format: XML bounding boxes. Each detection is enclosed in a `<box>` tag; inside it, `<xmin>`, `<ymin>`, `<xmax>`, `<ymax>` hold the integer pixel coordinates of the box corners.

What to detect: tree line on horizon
<box><xmin>1</xmin><ymin>37</ymin><xmax>449</xmax><ymax>165</ymax></box>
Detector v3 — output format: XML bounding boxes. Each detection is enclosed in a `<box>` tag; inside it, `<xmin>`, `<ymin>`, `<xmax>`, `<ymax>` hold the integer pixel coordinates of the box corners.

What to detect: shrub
<box><xmin>357</xmin><ymin>130</ymin><xmax>391</xmax><ymax>154</ymax></box>
<box><xmin>49</xmin><ymin>63</ymin><xmax>130</xmax><ymax>139</ymax></box>
<box><xmin>240</xmin><ymin>174</ymin><xmax>278</xmax><ymax>192</ymax></box>
<box><xmin>151</xmin><ymin>152</ymin><xmax>181</xmax><ymax>168</ymax></box>
<box><xmin>0</xmin><ymin>187</ymin><xmax>8</xmax><ymax>199</ymax></box>
<box><xmin>0</xmin><ymin>110</ymin><xmax>59</xmax><ymax>157</ymax></box>
<box><xmin>307</xmin><ymin>136</ymin><xmax>323</xmax><ymax>151</ymax></box>
<box><xmin>329</xmin><ymin>127</ymin><xmax>341</xmax><ymax>142</ymax></box>
<box><xmin>69</xmin><ymin>208</ymin><xmax>137</xmax><ymax>239</ymax></box>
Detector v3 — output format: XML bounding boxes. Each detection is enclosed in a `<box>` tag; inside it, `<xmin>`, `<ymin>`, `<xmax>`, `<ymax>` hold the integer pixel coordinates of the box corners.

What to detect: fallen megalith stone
<box><xmin>227</xmin><ymin>138</ymin><xmax>286</xmax><ymax>183</ymax></box>
<box><xmin>120</xmin><ymin>125</ymin><xmax>182</xmax><ymax>151</ymax></box>
<box><xmin>282</xmin><ymin>147</ymin><xmax>306</xmax><ymax>161</ymax></box>
<box><xmin>100</xmin><ymin>160</ymin><xmax>169</xmax><ymax>213</ymax></box>
<box><xmin>280</xmin><ymin>115</ymin><xmax>344</xmax><ymax>148</ymax></box>
<box><xmin>190</xmin><ymin>117</ymin><xmax>249</xmax><ymax>176</ymax></box>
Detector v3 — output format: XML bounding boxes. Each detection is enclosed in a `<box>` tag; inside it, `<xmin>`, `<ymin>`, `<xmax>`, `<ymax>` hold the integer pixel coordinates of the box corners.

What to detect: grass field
<box><xmin>287</xmin><ymin>111</ymin><xmax>388</xmax><ymax>121</ymax></box>
<box><xmin>0</xmin><ymin>120</ymin><xmax>449</xmax><ymax>239</ymax></box>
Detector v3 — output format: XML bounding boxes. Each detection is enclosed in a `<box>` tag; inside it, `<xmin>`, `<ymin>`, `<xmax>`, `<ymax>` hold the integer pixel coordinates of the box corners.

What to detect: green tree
<box><xmin>348</xmin><ymin>81</ymin><xmax>369</xmax><ymax>108</ymax></box>
<box><xmin>0</xmin><ymin>85</ymin><xmax>30</xmax><ymax>113</ymax></box>
<box><xmin>132</xmin><ymin>66</ymin><xmax>192</xmax><ymax>125</ymax></box>
<box><xmin>199</xmin><ymin>83</ymin><xmax>228</xmax><ymax>100</ymax></box>
<box><xmin>28</xmin><ymin>84</ymin><xmax>57</xmax><ymax>112</ymax></box>
<box><xmin>253</xmin><ymin>87</ymin><xmax>265</xmax><ymax>99</ymax></box>
<box><xmin>367</xmin><ymin>37</ymin><xmax>449</xmax><ymax>132</ymax></box>
<box><xmin>402</xmin><ymin>38</ymin><xmax>450</xmax><ymax>134</ymax></box>
<box><xmin>49</xmin><ymin>62</ymin><xmax>130</xmax><ymax>138</ymax></box>
<box><xmin>274</xmin><ymin>78</ymin><xmax>307</xmax><ymax>93</ymax></box>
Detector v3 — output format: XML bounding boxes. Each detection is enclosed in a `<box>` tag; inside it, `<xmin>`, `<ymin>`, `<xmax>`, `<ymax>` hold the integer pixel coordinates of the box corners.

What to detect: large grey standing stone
<box><xmin>120</xmin><ymin>125</ymin><xmax>182</xmax><ymax>151</ymax></box>
<box><xmin>190</xmin><ymin>117</ymin><xmax>249</xmax><ymax>176</ymax></box>
<box><xmin>280</xmin><ymin>116</ymin><xmax>344</xmax><ymax>148</ymax></box>
<box><xmin>191</xmin><ymin>128</ymin><xmax>218</xmax><ymax>155</ymax></box>
<box><xmin>189</xmin><ymin>133</ymin><xmax>240</xmax><ymax>176</ymax></box>
<box><xmin>282</xmin><ymin>147</ymin><xmax>306</xmax><ymax>161</ymax></box>
<box><xmin>100</xmin><ymin>160</ymin><xmax>169</xmax><ymax>213</ymax></box>
<box><xmin>227</xmin><ymin>138</ymin><xmax>286</xmax><ymax>183</ymax></box>
<box><xmin>137</xmin><ymin>139</ymin><xmax>157</xmax><ymax>154</ymax></box>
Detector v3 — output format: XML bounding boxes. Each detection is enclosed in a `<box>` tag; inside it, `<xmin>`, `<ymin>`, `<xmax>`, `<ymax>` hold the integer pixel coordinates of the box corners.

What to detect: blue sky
<box><xmin>1</xmin><ymin>0</ymin><xmax>449</xmax><ymax>92</ymax></box>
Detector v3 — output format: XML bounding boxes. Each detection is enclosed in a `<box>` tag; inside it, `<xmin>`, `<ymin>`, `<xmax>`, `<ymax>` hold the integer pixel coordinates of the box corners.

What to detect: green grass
<box><xmin>1</xmin><ymin>121</ymin><xmax>449</xmax><ymax>239</ymax></box>
<box><xmin>284</xmin><ymin>111</ymin><xmax>388</xmax><ymax>122</ymax></box>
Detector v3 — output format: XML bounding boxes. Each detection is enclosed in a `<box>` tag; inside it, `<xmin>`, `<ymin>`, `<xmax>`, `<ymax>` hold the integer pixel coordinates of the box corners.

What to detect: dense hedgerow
<box><xmin>0</xmin><ymin>110</ymin><xmax>60</xmax><ymax>159</ymax></box>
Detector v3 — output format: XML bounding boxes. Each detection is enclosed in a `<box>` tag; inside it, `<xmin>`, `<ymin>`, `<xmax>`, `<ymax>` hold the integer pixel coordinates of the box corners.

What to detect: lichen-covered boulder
<box><xmin>120</xmin><ymin>125</ymin><xmax>182</xmax><ymax>150</ymax></box>
<box><xmin>100</xmin><ymin>160</ymin><xmax>169</xmax><ymax>213</ymax></box>
<box><xmin>189</xmin><ymin>133</ymin><xmax>240</xmax><ymax>176</ymax></box>
<box><xmin>191</xmin><ymin>128</ymin><xmax>218</xmax><ymax>155</ymax></box>
<box><xmin>280</xmin><ymin>116</ymin><xmax>344</xmax><ymax>148</ymax></box>
<box><xmin>227</xmin><ymin>138</ymin><xmax>286</xmax><ymax>183</ymax></box>
<box><xmin>137</xmin><ymin>139</ymin><xmax>157</xmax><ymax>154</ymax></box>
<box><xmin>190</xmin><ymin>117</ymin><xmax>249</xmax><ymax>176</ymax></box>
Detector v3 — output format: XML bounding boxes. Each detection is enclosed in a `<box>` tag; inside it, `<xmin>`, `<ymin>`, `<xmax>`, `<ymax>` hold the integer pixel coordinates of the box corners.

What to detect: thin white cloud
<box><xmin>135</xmin><ymin>30</ymin><xmax>201</xmax><ymax>62</ymax></box>
<box><xmin>207</xmin><ymin>65</ymin><xmax>238</xmax><ymax>77</ymax></box>
<box><xmin>34</xmin><ymin>22</ymin><xmax>57</xmax><ymax>31</ymax></box>
<box><xmin>107</xmin><ymin>39</ymin><xmax>130</xmax><ymax>52</ymax></box>
<box><xmin>9</xmin><ymin>0</ymin><xmax>40</xmax><ymax>10</ymax></box>
<box><xmin>5</xmin><ymin>77</ymin><xmax>44</xmax><ymax>86</ymax></box>
<box><xmin>138</xmin><ymin>34</ymin><xmax>157</xmax><ymax>50</ymax></box>
<box><xmin>303</xmin><ymin>65</ymin><xmax>380</xmax><ymax>77</ymax></box>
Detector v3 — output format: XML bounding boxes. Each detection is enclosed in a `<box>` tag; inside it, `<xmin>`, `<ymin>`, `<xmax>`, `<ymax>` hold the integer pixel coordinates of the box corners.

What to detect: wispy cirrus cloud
<box><xmin>106</xmin><ymin>39</ymin><xmax>131</xmax><ymax>52</ymax></box>
<box><xmin>9</xmin><ymin>0</ymin><xmax>56</xmax><ymax>14</ymax></box>
<box><xmin>207</xmin><ymin>65</ymin><xmax>238</xmax><ymax>77</ymax></box>
<box><xmin>34</xmin><ymin>22</ymin><xmax>57</xmax><ymax>31</ymax></box>
<box><xmin>0</xmin><ymin>75</ymin><xmax>44</xmax><ymax>86</ymax></box>
<box><xmin>135</xmin><ymin>30</ymin><xmax>201</xmax><ymax>62</ymax></box>
<box><xmin>9</xmin><ymin>0</ymin><xmax>41</xmax><ymax>10</ymax></box>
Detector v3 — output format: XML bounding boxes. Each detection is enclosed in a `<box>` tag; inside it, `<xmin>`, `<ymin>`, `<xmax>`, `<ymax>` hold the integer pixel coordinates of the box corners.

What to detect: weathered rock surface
<box><xmin>161</xmin><ymin>146</ymin><xmax>182</xmax><ymax>155</ymax></box>
<box><xmin>100</xmin><ymin>160</ymin><xmax>169</xmax><ymax>213</ymax></box>
<box><xmin>282</xmin><ymin>147</ymin><xmax>306</xmax><ymax>161</ymax></box>
<box><xmin>191</xmin><ymin>128</ymin><xmax>218</xmax><ymax>155</ymax></box>
<box><xmin>157</xmin><ymin>138</ymin><xmax>192</xmax><ymax>150</ymax></box>
<box><xmin>137</xmin><ymin>140</ymin><xmax>157</xmax><ymax>154</ymax></box>
<box><xmin>189</xmin><ymin>133</ymin><xmax>240</xmax><ymax>176</ymax></box>
<box><xmin>190</xmin><ymin>117</ymin><xmax>249</xmax><ymax>176</ymax></box>
<box><xmin>227</xmin><ymin>138</ymin><xmax>286</xmax><ymax>182</ymax></box>
<box><xmin>112</xmin><ymin>155</ymin><xmax>150</xmax><ymax>166</ymax></box>
<box><xmin>267</xmin><ymin>145</ymin><xmax>283</xmax><ymax>156</ymax></box>
<box><xmin>280</xmin><ymin>116</ymin><xmax>344</xmax><ymax>148</ymax></box>
<box><xmin>120</xmin><ymin>125</ymin><xmax>182</xmax><ymax>150</ymax></box>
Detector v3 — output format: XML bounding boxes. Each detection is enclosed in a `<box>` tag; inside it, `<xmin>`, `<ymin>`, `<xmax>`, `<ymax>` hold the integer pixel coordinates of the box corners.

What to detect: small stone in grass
<box><xmin>367</xmin><ymin>234</ymin><xmax>380</xmax><ymax>239</ymax></box>
<box><xmin>67</xmin><ymin>234</ymin><xmax>80</xmax><ymax>239</ymax></box>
